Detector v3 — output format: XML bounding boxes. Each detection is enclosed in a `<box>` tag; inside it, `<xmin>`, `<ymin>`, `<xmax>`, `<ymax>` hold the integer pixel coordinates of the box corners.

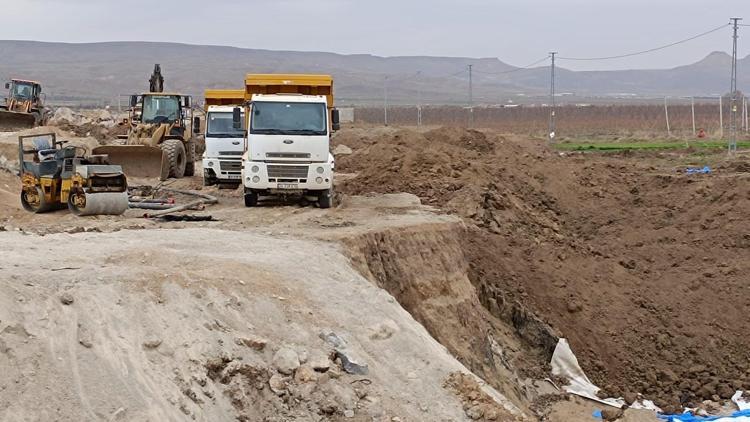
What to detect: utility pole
<box><xmin>691</xmin><ymin>97</ymin><xmax>696</xmax><ymax>137</ymax></box>
<box><xmin>383</xmin><ymin>76</ymin><xmax>388</xmax><ymax>126</ymax></box>
<box><xmin>729</xmin><ymin>17</ymin><xmax>742</xmax><ymax>153</ymax></box>
<box><xmin>720</xmin><ymin>95</ymin><xmax>724</xmax><ymax>138</ymax></box>
<box><xmin>416</xmin><ymin>71</ymin><xmax>423</xmax><ymax>127</ymax></box>
<box><xmin>468</xmin><ymin>64</ymin><xmax>474</xmax><ymax>127</ymax></box>
<box><xmin>549</xmin><ymin>52</ymin><xmax>557</xmax><ymax>141</ymax></box>
<box><xmin>664</xmin><ymin>97</ymin><xmax>671</xmax><ymax>137</ymax></box>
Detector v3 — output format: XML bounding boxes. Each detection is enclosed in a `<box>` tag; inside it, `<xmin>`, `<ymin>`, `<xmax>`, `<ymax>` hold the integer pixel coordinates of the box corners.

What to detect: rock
<box><xmin>333</xmin><ymin>144</ymin><xmax>353</xmax><ymax>156</ymax></box>
<box><xmin>65</xmin><ymin>227</ymin><xmax>86</xmax><ymax>234</ymax></box>
<box><xmin>319</xmin><ymin>330</ymin><xmax>347</xmax><ymax>349</ymax></box>
<box><xmin>59</xmin><ymin>293</ymin><xmax>75</xmax><ymax>305</ymax></box>
<box><xmin>319</xmin><ymin>330</ymin><xmax>368</xmax><ymax>374</ymax></box>
<box><xmin>142</xmin><ymin>336</ymin><xmax>162</xmax><ymax>349</ymax></box>
<box><xmin>336</xmin><ymin>349</ymin><xmax>369</xmax><ymax>375</ymax></box>
<box><xmin>268</xmin><ymin>373</ymin><xmax>286</xmax><ymax>396</ymax></box>
<box><xmin>601</xmin><ymin>408</ymin><xmax>624</xmax><ymax>421</ymax></box>
<box><xmin>466</xmin><ymin>404</ymin><xmax>484</xmax><ymax>420</ymax></box>
<box><xmin>272</xmin><ymin>347</ymin><xmax>300</xmax><ymax>375</ymax></box>
<box><xmin>309</xmin><ymin>351</ymin><xmax>331</xmax><ymax>372</ymax></box>
<box><xmin>236</xmin><ymin>335</ymin><xmax>268</xmax><ymax>351</ymax></box>
<box><xmin>294</xmin><ymin>364</ymin><xmax>317</xmax><ymax>383</ymax></box>
<box><xmin>622</xmin><ymin>391</ymin><xmax>637</xmax><ymax>405</ymax></box>
<box><xmin>343</xmin><ymin>409</ymin><xmax>355</xmax><ymax>418</ymax></box>
<box><xmin>298</xmin><ymin>349</ymin><xmax>309</xmax><ymax>364</ymax></box>
<box><xmin>50</xmin><ymin>107</ymin><xmax>76</xmax><ymax>124</ymax></box>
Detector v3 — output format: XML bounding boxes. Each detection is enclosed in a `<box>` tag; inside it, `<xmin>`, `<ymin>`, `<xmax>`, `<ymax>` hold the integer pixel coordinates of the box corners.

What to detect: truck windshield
<box><xmin>207</xmin><ymin>112</ymin><xmax>244</xmax><ymax>137</ymax></box>
<box><xmin>12</xmin><ymin>82</ymin><xmax>34</xmax><ymax>99</ymax></box>
<box><xmin>141</xmin><ymin>95</ymin><xmax>180</xmax><ymax>124</ymax></box>
<box><xmin>250</xmin><ymin>102</ymin><xmax>327</xmax><ymax>136</ymax></box>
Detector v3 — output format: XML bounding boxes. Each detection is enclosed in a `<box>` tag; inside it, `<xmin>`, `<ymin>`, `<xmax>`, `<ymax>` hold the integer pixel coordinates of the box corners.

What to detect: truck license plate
<box><xmin>227</xmin><ymin>174</ymin><xmax>241</xmax><ymax>179</ymax></box>
<box><xmin>277</xmin><ymin>183</ymin><xmax>298</xmax><ymax>189</ymax></box>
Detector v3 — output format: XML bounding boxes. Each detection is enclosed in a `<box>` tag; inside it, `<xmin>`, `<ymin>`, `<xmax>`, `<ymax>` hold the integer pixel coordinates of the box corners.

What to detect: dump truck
<box><xmin>202</xmin><ymin>89</ymin><xmax>246</xmax><ymax>187</ymax></box>
<box><xmin>93</xmin><ymin>65</ymin><xmax>197</xmax><ymax>180</ymax></box>
<box><xmin>0</xmin><ymin>79</ymin><xmax>51</xmax><ymax>130</ymax></box>
<box><xmin>233</xmin><ymin>74</ymin><xmax>339</xmax><ymax>208</ymax></box>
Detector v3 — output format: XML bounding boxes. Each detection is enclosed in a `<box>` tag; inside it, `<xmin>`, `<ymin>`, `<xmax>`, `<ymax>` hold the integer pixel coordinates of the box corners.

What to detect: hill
<box><xmin>0</xmin><ymin>41</ymin><xmax>747</xmax><ymax>106</ymax></box>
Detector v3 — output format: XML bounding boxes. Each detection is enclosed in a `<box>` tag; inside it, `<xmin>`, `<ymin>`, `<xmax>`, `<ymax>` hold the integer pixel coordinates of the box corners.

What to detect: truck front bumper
<box><xmin>203</xmin><ymin>158</ymin><xmax>242</xmax><ymax>184</ymax></box>
<box><xmin>242</xmin><ymin>161</ymin><xmax>333</xmax><ymax>192</ymax></box>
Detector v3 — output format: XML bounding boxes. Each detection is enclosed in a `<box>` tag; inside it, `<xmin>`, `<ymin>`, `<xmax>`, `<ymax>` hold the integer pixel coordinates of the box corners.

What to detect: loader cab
<box><xmin>140</xmin><ymin>94</ymin><xmax>183</xmax><ymax>124</ymax></box>
<box><xmin>6</xmin><ymin>80</ymin><xmax>41</xmax><ymax>102</ymax></box>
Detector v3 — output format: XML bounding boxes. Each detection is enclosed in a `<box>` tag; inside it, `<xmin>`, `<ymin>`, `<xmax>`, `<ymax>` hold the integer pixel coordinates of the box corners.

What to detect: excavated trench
<box><xmin>341</xmin><ymin>221</ymin><xmax>560</xmax><ymax>414</ymax></box>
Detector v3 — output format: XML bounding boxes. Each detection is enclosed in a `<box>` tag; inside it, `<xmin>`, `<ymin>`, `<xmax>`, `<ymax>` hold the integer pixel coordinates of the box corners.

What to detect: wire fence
<box><xmin>352</xmin><ymin>97</ymin><xmax>750</xmax><ymax>139</ymax></box>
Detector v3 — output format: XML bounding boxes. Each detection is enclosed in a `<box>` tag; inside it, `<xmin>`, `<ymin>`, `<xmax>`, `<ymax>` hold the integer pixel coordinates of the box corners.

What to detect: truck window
<box><xmin>250</xmin><ymin>102</ymin><xmax>327</xmax><ymax>135</ymax></box>
<box><xmin>207</xmin><ymin>112</ymin><xmax>245</xmax><ymax>137</ymax></box>
<box><xmin>141</xmin><ymin>95</ymin><xmax>180</xmax><ymax>124</ymax></box>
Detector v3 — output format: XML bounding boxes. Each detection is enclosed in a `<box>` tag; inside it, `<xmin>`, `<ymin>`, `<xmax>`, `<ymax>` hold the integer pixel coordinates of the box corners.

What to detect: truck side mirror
<box><xmin>331</xmin><ymin>109</ymin><xmax>341</xmax><ymax>131</ymax></box>
<box><xmin>232</xmin><ymin>107</ymin><xmax>241</xmax><ymax>129</ymax></box>
<box><xmin>129</xmin><ymin>95</ymin><xmax>138</xmax><ymax>108</ymax></box>
<box><xmin>4</xmin><ymin>83</ymin><xmax>9</xmax><ymax>90</ymax></box>
<box><xmin>193</xmin><ymin>116</ymin><xmax>201</xmax><ymax>134</ymax></box>
<box><xmin>184</xmin><ymin>96</ymin><xmax>191</xmax><ymax>108</ymax></box>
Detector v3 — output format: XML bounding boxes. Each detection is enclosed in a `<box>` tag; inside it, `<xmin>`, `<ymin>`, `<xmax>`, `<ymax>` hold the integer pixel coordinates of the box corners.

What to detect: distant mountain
<box><xmin>0</xmin><ymin>41</ymin><xmax>746</xmax><ymax>106</ymax></box>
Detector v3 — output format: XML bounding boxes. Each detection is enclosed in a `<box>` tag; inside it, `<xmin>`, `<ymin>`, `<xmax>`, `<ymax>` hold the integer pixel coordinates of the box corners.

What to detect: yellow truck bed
<box><xmin>244</xmin><ymin>74</ymin><xmax>334</xmax><ymax>107</ymax></box>
<box><xmin>204</xmin><ymin>89</ymin><xmax>246</xmax><ymax>107</ymax></box>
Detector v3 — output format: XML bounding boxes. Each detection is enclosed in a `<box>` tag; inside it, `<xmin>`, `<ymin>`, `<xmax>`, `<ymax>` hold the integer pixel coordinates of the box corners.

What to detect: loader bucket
<box><xmin>0</xmin><ymin>110</ymin><xmax>37</xmax><ymax>131</ymax></box>
<box><xmin>91</xmin><ymin>145</ymin><xmax>169</xmax><ymax>180</ymax></box>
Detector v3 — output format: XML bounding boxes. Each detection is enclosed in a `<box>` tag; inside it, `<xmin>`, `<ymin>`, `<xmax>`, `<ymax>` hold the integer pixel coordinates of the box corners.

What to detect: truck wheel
<box><xmin>184</xmin><ymin>140</ymin><xmax>196</xmax><ymax>177</ymax></box>
<box><xmin>244</xmin><ymin>191</ymin><xmax>259</xmax><ymax>207</ymax></box>
<box><xmin>161</xmin><ymin>139</ymin><xmax>186</xmax><ymax>178</ymax></box>
<box><xmin>318</xmin><ymin>188</ymin><xmax>334</xmax><ymax>209</ymax></box>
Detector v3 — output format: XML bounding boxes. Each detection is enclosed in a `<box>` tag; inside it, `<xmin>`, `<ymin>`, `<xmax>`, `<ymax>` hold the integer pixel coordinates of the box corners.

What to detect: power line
<box><xmin>473</xmin><ymin>55</ymin><xmax>551</xmax><ymax>75</ymax></box>
<box><xmin>558</xmin><ymin>23</ymin><xmax>730</xmax><ymax>61</ymax></box>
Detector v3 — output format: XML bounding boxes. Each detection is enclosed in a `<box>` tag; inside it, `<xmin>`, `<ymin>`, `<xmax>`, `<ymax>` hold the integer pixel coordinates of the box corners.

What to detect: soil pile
<box><xmin>336</xmin><ymin>126</ymin><xmax>750</xmax><ymax>411</ymax></box>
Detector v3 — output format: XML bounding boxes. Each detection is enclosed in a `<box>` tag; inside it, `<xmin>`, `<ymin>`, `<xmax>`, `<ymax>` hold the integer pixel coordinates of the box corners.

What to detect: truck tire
<box><xmin>184</xmin><ymin>140</ymin><xmax>196</xmax><ymax>177</ymax></box>
<box><xmin>244</xmin><ymin>190</ymin><xmax>259</xmax><ymax>207</ymax></box>
<box><xmin>161</xmin><ymin>139</ymin><xmax>186</xmax><ymax>179</ymax></box>
<box><xmin>318</xmin><ymin>188</ymin><xmax>334</xmax><ymax>209</ymax></box>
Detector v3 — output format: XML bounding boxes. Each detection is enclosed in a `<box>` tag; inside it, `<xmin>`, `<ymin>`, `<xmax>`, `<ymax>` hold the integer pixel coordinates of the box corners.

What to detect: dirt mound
<box><xmin>337</xmin><ymin>126</ymin><xmax>750</xmax><ymax>411</ymax></box>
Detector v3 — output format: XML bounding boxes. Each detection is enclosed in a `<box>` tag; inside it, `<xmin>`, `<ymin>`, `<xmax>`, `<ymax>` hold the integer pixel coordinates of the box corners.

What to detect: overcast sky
<box><xmin>4</xmin><ymin>0</ymin><xmax>749</xmax><ymax>71</ymax></box>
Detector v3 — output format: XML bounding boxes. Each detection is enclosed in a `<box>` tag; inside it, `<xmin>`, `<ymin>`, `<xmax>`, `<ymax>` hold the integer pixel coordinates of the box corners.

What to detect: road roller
<box><xmin>18</xmin><ymin>133</ymin><xmax>129</xmax><ymax>216</ymax></box>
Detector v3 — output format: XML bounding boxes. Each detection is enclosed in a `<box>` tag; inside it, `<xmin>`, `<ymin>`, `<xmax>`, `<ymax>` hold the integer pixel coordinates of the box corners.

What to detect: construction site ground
<box><xmin>1</xmin><ymin>122</ymin><xmax>749</xmax><ymax>421</ymax></box>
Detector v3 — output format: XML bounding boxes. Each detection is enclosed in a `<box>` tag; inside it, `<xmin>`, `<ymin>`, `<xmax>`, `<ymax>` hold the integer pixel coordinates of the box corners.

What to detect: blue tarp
<box><xmin>658</xmin><ymin>410</ymin><xmax>750</xmax><ymax>421</ymax></box>
<box><xmin>686</xmin><ymin>166</ymin><xmax>711</xmax><ymax>174</ymax></box>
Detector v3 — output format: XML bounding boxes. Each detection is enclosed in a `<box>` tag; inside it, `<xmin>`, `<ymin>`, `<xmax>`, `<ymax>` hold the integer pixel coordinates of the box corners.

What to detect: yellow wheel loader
<box><xmin>93</xmin><ymin>65</ymin><xmax>198</xmax><ymax>180</ymax></box>
<box><xmin>19</xmin><ymin>133</ymin><xmax>128</xmax><ymax>216</ymax></box>
<box><xmin>0</xmin><ymin>79</ymin><xmax>52</xmax><ymax>131</ymax></box>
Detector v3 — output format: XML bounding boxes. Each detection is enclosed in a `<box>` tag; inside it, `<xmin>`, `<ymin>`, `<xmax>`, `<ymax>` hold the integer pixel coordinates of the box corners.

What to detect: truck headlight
<box><xmin>251</xmin><ymin>165</ymin><xmax>259</xmax><ymax>173</ymax></box>
<box><xmin>252</xmin><ymin>176</ymin><xmax>260</xmax><ymax>183</ymax></box>
<box><xmin>208</xmin><ymin>161</ymin><xmax>214</xmax><ymax>167</ymax></box>
<box><xmin>316</xmin><ymin>177</ymin><xmax>323</xmax><ymax>184</ymax></box>
<box><xmin>316</xmin><ymin>166</ymin><xmax>324</xmax><ymax>174</ymax></box>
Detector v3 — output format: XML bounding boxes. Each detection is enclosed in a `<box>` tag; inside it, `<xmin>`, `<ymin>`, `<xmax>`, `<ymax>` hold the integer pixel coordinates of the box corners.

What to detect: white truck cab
<box><xmin>202</xmin><ymin>105</ymin><xmax>245</xmax><ymax>186</ymax></box>
<box><xmin>238</xmin><ymin>93</ymin><xmax>339</xmax><ymax>208</ymax></box>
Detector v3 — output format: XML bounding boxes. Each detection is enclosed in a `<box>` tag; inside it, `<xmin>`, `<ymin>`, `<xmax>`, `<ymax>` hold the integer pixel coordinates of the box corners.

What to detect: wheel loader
<box><xmin>19</xmin><ymin>133</ymin><xmax>129</xmax><ymax>216</ymax></box>
<box><xmin>0</xmin><ymin>79</ymin><xmax>52</xmax><ymax>131</ymax></box>
<box><xmin>93</xmin><ymin>65</ymin><xmax>198</xmax><ymax>180</ymax></box>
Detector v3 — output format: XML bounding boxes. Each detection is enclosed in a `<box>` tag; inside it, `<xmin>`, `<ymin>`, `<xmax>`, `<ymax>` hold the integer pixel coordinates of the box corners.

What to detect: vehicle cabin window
<box><xmin>207</xmin><ymin>112</ymin><xmax>245</xmax><ymax>136</ymax></box>
<box><xmin>13</xmin><ymin>83</ymin><xmax>34</xmax><ymax>99</ymax></box>
<box><xmin>251</xmin><ymin>102</ymin><xmax>327</xmax><ymax>135</ymax></box>
<box><xmin>141</xmin><ymin>95</ymin><xmax>180</xmax><ymax>123</ymax></box>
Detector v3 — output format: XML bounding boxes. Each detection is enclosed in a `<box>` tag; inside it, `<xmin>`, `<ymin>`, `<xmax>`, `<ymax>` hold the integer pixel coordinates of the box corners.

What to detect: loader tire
<box><xmin>184</xmin><ymin>140</ymin><xmax>196</xmax><ymax>177</ymax></box>
<box><xmin>161</xmin><ymin>139</ymin><xmax>186</xmax><ymax>179</ymax></box>
<box><xmin>31</xmin><ymin>111</ymin><xmax>41</xmax><ymax>127</ymax></box>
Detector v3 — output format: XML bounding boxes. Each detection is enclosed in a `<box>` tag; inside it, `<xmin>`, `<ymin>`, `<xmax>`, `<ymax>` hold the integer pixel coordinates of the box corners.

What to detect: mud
<box><xmin>335</xmin><ymin>126</ymin><xmax>750</xmax><ymax>411</ymax></box>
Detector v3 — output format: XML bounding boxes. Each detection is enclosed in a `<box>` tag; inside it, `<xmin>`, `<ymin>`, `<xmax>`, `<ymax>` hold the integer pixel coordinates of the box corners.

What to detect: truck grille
<box><xmin>220</xmin><ymin>161</ymin><xmax>242</xmax><ymax>171</ymax></box>
<box><xmin>219</xmin><ymin>151</ymin><xmax>243</xmax><ymax>156</ymax></box>
<box><xmin>266</xmin><ymin>152</ymin><xmax>311</xmax><ymax>159</ymax></box>
<box><xmin>267</xmin><ymin>165</ymin><xmax>308</xmax><ymax>179</ymax></box>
